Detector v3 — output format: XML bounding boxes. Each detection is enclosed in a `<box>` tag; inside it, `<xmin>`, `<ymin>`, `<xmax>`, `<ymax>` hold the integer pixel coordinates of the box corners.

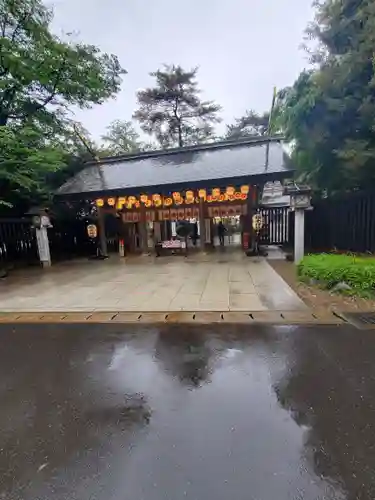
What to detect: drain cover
<box><xmin>338</xmin><ymin>312</ymin><xmax>375</xmax><ymax>329</ymax></box>
<box><xmin>358</xmin><ymin>313</ymin><xmax>375</xmax><ymax>325</ymax></box>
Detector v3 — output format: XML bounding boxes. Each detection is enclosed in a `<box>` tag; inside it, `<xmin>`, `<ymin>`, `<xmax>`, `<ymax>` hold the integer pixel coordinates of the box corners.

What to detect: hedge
<box><xmin>297</xmin><ymin>254</ymin><xmax>375</xmax><ymax>297</ymax></box>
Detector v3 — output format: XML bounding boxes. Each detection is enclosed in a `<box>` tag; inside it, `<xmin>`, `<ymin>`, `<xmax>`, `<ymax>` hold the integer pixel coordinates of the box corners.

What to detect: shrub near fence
<box><xmin>305</xmin><ymin>191</ymin><xmax>375</xmax><ymax>253</ymax></box>
<box><xmin>298</xmin><ymin>254</ymin><xmax>375</xmax><ymax>297</ymax></box>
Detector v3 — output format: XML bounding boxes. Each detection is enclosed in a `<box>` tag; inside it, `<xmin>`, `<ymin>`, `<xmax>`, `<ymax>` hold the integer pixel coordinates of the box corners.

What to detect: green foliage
<box><xmin>277</xmin><ymin>0</ymin><xmax>375</xmax><ymax>193</ymax></box>
<box><xmin>101</xmin><ymin>119</ymin><xmax>143</xmax><ymax>155</ymax></box>
<box><xmin>0</xmin><ymin>0</ymin><xmax>125</xmax><ymax>128</ymax></box>
<box><xmin>134</xmin><ymin>64</ymin><xmax>221</xmax><ymax>148</ymax></box>
<box><xmin>0</xmin><ymin>0</ymin><xmax>125</xmax><ymax>210</ymax></box>
<box><xmin>298</xmin><ymin>254</ymin><xmax>375</xmax><ymax>296</ymax></box>
<box><xmin>0</xmin><ymin>125</ymin><xmax>64</xmax><ymax>210</ymax></box>
<box><xmin>224</xmin><ymin>110</ymin><xmax>270</xmax><ymax>140</ymax></box>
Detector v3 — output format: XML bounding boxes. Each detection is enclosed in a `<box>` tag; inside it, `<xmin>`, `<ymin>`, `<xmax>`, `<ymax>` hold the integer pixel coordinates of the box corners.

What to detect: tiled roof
<box><xmin>57</xmin><ymin>137</ymin><xmax>293</xmax><ymax>197</ymax></box>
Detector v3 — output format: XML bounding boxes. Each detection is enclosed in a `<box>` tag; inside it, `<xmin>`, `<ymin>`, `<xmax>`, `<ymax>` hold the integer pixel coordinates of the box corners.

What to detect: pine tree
<box><xmin>134</xmin><ymin>65</ymin><xmax>221</xmax><ymax>148</ymax></box>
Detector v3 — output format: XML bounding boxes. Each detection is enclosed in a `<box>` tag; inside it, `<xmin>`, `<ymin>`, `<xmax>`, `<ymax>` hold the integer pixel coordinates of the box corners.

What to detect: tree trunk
<box><xmin>178</xmin><ymin>124</ymin><xmax>183</xmax><ymax>147</ymax></box>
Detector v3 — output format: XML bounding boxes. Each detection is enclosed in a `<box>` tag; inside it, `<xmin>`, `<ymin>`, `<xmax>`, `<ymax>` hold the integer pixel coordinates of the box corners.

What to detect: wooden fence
<box><xmin>305</xmin><ymin>191</ymin><xmax>375</xmax><ymax>253</ymax></box>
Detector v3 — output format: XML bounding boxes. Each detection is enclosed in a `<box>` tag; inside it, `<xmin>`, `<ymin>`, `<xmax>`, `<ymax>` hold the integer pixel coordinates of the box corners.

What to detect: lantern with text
<box><xmin>96</xmin><ymin>199</ymin><xmax>104</xmax><ymax>207</ymax></box>
<box><xmin>226</xmin><ymin>186</ymin><xmax>235</xmax><ymax>196</ymax></box>
<box><xmin>107</xmin><ymin>197</ymin><xmax>116</xmax><ymax>206</ymax></box>
<box><xmin>164</xmin><ymin>197</ymin><xmax>173</xmax><ymax>207</ymax></box>
<box><xmin>241</xmin><ymin>185</ymin><xmax>250</xmax><ymax>195</ymax></box>
<box><xmin>127</xmin><ymin>196</ymin><xmax>136</xmax><ymax>208</ymax></box>
<box><xmin>212</xmin><ymin>188</ymin><xmax>220</xmax><ymax>198</ymax></box>
<box><xmin>172</xmin><ymin>191</ymin><xmax>181</xmax><ymax>202</ymax></box>
<box><xmin>198</xmin><ymin>189</ymin><xmax>206</xmax><ymax>200</ymax></box>
<box><xmin>252</xmin><ymin>214</ymin><xmax>264</xmax><ymax>233</ymax></box>
<box><xmin>185</xmin><ymin>190</ymin><xmax>194</xmax><ymax>204</ymax></box>
<box><xmin>87</xmin><ymin>224</ymin><xmax>98</xmax><ymax>239</ymax></box>
<box><xmin>117</xmin><ymin>197</ymin><xmax>126</xmax><ymax>209</ymax></box>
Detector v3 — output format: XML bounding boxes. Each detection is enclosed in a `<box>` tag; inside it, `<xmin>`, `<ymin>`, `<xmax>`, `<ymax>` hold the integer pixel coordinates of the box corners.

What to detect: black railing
<box><xmin>257</xmin><ymin>207</ymin><xmax>290</xmax><ymax>245</ymax></box>
<box><xmin>0</xmin><ymin>218</ymin><xmax>39</xmax><ymax>267</ymax></box>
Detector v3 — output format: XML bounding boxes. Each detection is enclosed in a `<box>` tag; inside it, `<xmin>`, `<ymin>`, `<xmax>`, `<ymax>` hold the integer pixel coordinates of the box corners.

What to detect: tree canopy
<box><xmin>224</xmin><ymin>110</ymin><xmax>270</xmax><ymax>140</ymax></box>
<box><xmin>0</xmin><ymin>0</ymin><xmax>125</xmax><ymax>210</ymax></box>
<box><xmin>276</xmin><ymin>0</ymin><xmax>375</xmax><ymax>193</ymax></box>
<box><xmin>101</xmin><ymin>119</ymin><xmax>144</xmax><ymax>155</ymax></box>
<box><xmin>134</xmin><ymin>65</ymin><xmax>221</xmax><ymax>148</ymax></box>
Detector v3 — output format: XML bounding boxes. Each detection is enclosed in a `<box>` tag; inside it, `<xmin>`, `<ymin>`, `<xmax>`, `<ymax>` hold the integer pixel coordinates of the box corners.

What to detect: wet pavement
<box><xmin>0</xmin><ymin>254</ymin><xmax>306</xmax><ymax>312</ymax></box>
<box><xmin>0</xmin><ymin>323</ymin><xmax>374</xmax><ymax>499</ymax></box>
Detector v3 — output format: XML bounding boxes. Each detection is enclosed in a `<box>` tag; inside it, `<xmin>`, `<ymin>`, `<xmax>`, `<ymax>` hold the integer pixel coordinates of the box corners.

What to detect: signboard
<box><xmin>161</xmin><ymin>240</ymin><xmax>186</xmax><ymax>249</ymax></box>
<box><xmin>207</xmin><ymin>204</ymin><xmax>247</xmax><ymax>218</ymax></box>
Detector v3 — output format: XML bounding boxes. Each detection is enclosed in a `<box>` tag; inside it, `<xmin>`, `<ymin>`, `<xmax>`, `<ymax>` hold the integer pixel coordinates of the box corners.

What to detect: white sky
<box><xmin>50</xmin><ymin>0</ymin><xmax>314</xmax><ymax>141</ymax></box>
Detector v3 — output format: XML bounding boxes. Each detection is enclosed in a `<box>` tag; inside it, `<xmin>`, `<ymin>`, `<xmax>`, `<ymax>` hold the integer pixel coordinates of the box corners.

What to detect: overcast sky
<box><xmin>50</xmin><ymin>0</ymin><xmax>314</xmax><ymax>141</ymax></box>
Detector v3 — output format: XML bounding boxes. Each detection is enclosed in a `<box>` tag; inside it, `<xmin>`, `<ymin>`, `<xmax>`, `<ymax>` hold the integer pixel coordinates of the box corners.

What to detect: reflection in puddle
<box><xmin>0</xmin><ymin>324</ymin><xmax>360</xmax><ymax>499</ymax></box>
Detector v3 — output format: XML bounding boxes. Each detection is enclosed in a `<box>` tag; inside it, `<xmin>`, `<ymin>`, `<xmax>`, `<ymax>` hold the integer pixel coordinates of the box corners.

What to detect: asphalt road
<box><xmin>0</xmin><ymin>323</ymin><xmax>374</xmax><ymax>500</ymax></box>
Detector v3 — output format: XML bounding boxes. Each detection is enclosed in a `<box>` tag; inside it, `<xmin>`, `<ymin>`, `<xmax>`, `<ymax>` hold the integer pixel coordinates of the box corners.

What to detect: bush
<box><xmin>297</xmin><ymin>254</ymin><xmax>375</xmax><ymax>297</ymax></box>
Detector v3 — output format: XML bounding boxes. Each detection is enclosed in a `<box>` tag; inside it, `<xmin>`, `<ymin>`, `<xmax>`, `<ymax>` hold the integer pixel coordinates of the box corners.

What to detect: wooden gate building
<box><xmin>56</xmin><ymin>137</ymin><xmax>293</xmax><ymax>254</ymax></box>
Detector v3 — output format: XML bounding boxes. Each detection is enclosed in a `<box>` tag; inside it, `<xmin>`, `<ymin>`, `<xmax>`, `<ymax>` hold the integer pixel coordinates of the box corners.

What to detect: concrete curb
<box><xmin>0</xmin><ymin>310</ymin><xmax>345</xmax><ymax>325</ymax></box>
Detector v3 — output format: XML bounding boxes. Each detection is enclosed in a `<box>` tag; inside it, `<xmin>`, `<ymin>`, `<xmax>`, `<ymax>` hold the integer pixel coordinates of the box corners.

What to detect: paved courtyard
<box><xmin>0</xmin><ymin>253</ymin><xmax>306</xmax><ymax>312</ymax></box>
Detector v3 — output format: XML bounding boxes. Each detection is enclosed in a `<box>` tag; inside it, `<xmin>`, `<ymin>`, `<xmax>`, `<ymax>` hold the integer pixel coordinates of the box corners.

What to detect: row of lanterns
<box><xmin>96</xmin><ymin>186</ymin><xmax>250</xmax><ymax>209</ymax></box>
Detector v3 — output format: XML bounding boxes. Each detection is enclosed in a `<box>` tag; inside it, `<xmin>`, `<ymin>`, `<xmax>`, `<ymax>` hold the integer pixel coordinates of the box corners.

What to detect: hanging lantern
<box><xmin>164</xmin><ymin>197</ymin><xmax>173</xmax><ymax>207</ymax></box>
<box><xmin>226</xmin><ymin>186</ymin><xmax>235</xmax><ymax>196</ymax></box>
<box><xmin>127</xmin><ymin>196</ymin><xmax>136</xmax><ymax>208</ymax></box>
<box><xmin>212</xmin><ymin>188</ymin><xmax>220</xmax><ymax>198</ymax></box>
<box><xmin>140</xmin><ymin>194</ymin><xmax>148</xmax><ymax>204</ymax></box>
<box><xmin>175</xmin><ymin>198</ymin><xmax>183</xmax><ymax>205</ymax></box>
<box><xmin>240</xmin><ymin>185</ymin><xmax>250</xmax><ymax>195</ymax></box>
<box><xmin>152</xmin><ymin>194</ymin><xmax>161</xmax><ymax>202</ymax></box>
<box><xmin>154</xmin><ymin>199</ymin><xmax>162</xmax><ymax>207</ymax></box>
<box><xmin>172</xmin><ymin>191</ymin><xmax>181</xmax><ymax>201</ymax></box>
<box><xmin>116</xmin><ymin>197</ymin><xmax>126</xmax><ymax>209</ymax></box>
<box><xmin>96</xmin><ymin>198</ymin><xmax>104</xmax><ymax>207</ymax></box>
<box><xmin>185</xmin><ymin>190</ymin><xmax>194</xmax><ymax>200</ymax></box>
<box><xmin>145</xmin><ymin>199</ymin><xmax>152</xmax><ymax>208</ymax></box>
<box><xmin>107</xmin><ymin>197</ymin><xmax>116</xmax><ymax>206</ymax></box>
<box><xmin>198</xmin><ymin>189</ymin><xmax>206</xmax><ymax>199</ymax></box>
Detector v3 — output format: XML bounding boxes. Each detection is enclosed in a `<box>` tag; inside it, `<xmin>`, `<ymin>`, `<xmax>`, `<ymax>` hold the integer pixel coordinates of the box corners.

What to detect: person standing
<box><xmin>217</xmin><ymin>220</ymin><xmax>226</xmax><ymax>246</ymax></box>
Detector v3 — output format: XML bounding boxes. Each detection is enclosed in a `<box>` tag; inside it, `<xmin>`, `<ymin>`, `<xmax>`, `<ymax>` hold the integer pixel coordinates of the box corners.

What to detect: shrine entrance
<box><xmin>56</xmin><ymin>137</ymin><xmax>293</xmax><ymax>259</ymax></box>
<box><xmin>99</xmin><ymin>186</ymin><xmax>252</xmax><ymax>255</ymax></box>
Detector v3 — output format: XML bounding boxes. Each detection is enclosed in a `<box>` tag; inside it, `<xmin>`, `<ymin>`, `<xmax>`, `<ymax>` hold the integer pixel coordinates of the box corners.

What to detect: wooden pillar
<box><xmin>199</xmin><ymin>198</ymin><xmax>206</xmax><ymax>251</ymax></box>
<box><xmin>98</xmin><ymin>207</ymin><xmax>108</xmax><ymax>256</ymax></box>
<box><xmin>154</xmin><ymin>221</ymin><xmax>161</xmax><ymax>242</ymax></box>
<box><xmin>139</xmin><ymin>204</ymin><xmax>149</xmax><ymax>254</ymax></box>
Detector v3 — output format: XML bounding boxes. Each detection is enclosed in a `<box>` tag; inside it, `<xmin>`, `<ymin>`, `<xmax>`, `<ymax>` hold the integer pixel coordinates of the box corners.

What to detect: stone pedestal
<box><xmin>36</xmin><ymin>227</ymin><xmax>51</xmax><ymax>267</ymax></box>
<box><xmin>294</xmin><ymin>208</ymin><xmax>305</xmax><ymax>264</ymax></box>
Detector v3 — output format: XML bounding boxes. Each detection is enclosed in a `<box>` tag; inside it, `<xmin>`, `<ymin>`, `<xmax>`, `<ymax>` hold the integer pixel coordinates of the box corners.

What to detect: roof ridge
<box><xmin>85</xmin><ymin>135</ymin><xmax>285</xmax><ymax>167</ymax></box>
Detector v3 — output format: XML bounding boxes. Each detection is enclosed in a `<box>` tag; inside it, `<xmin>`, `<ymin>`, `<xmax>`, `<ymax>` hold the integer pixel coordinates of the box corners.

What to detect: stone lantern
<box><xmin>27</xmin><ymin>207</ymin><xmax>53</xmax><ymax>267</ymax></box>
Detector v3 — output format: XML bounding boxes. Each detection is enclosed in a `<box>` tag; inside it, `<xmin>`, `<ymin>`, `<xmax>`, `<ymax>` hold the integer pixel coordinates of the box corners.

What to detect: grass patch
<box><xmin>297</xmin><ymin>254</ymin><xmax>375</xmax><ymax>297</ymax></box>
